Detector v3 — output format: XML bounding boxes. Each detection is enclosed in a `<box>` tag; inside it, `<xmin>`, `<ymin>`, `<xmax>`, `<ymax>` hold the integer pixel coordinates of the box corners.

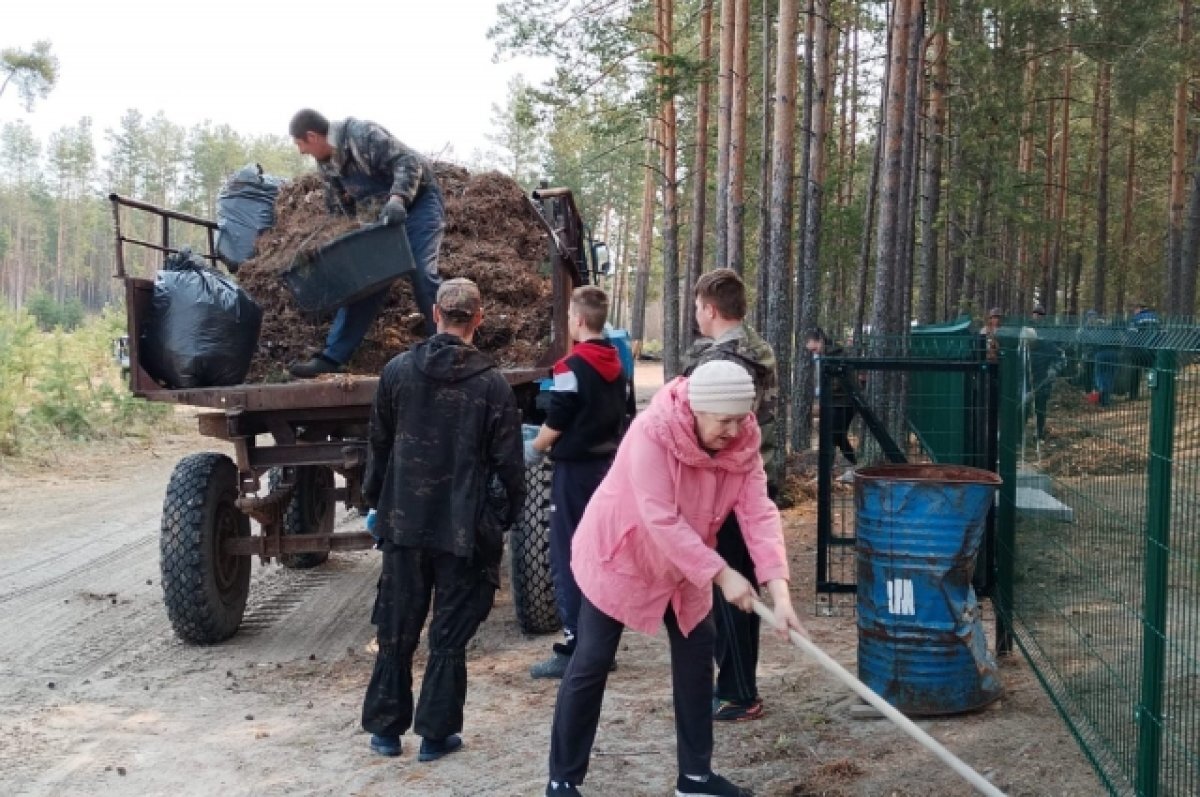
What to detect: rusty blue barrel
<box><xmin>855</xmin><ymin>463</ymin><xmax>1004</xmax><ymax>715</ymax></box>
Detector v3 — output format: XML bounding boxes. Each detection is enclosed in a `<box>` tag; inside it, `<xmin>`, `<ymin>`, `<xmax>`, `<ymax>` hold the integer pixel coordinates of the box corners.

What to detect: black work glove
<box><xmin>380</xmin><ymin>197</ymin><xmax>408</xmax><ymax>226</ymax></box>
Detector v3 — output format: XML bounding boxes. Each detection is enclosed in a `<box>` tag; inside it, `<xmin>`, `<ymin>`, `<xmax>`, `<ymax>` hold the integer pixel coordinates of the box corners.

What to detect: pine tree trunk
<box><xmin>614</xmin><ymin>189</ymin><xmax>635</xmax><ymax>328</ymax></box>
<box><xmin>1040</xmin><ymin>96</ymin><xmax>1056</xmax><ymax>313</ymax></box>
<box><xmin>728</xmin><ymin>0</ymin><xmax>750</xmax><ymax>274</ymax></box>
<box><xmin>1180</xmin><ymin>133</ymin><xmax>1200</xmax><ymax>316</ymax></box>
<box><xmin>795</xmin><ymin>0</ymin><xmax>816</xmax><ymax>305</ymax></box>
<box><xmin>836</xmin><ymin>4</ymin><xmax>852</xmax><ymax>210</ymax></box>
<box><xmin>631</xmin><ymin>120</ymin><xmax>658</xmax><ymax>351</ymax></box>
<box><xmin>891</xmin><ymin>0</ymin><xmax>922</xmax><ymax>328</ymax></box>
<box><xmin>686</xmin><ymin>0</ymin><xmax>714</xmax><ymax>345</ymax></box>
<box><xmin>1166</xmin><ymin>0</ymin><xmax>1192</xmax><ymax>312</ymax></box>
<box><xmin>1056</xmin><ymin>48</ymin><xmax>1075</xmax><ymax>314</ymax></box>
<box><xmin>1050</xmin><ymin>49</ymin><xmax>1072</xmax><ymax>318</ymax></box>
<box><xmin>715</xmin><ymin>0</ymin><xmax>736</xmax><ymax>269</ymax></box>
<box><xmin>1117</xmin><ymin>104</ymin><xmax>1137</xmax><ymax>314</ymax></box>
<box><xmin>659</xmin><ymin>0</ymin><xmax>682</xmax><ymax>377</ymax></box>
<box><xmin>755</xmin><ymin>0</ymin><xmax>774</xmax><ymax>328</ymax></box>
<box><xmin>856</xmin><ymin>9</ymin><xmax>890</xmax><ymax>342</ymax></box>
<box><xmin>848</xmin><ymin>11</ymin><xmax>859</xmax><ymax>209</ymax></box>
<box><xmin>872</xmin><ymin>0</ymin><xmax>912</xmax><ymax>339</ymax></box>
<box><xmin>1015</xmin><ymin>50</ymin><xmax>1039</xmax><ymax>309</ymax></box>
<box><xmin>1094</xmin><ymin>60</ymin><xmax>1112</xmax><ymax>315</ymax></box>
<box><xmin>964</xmin><ymin>175</ymin><xmax>989</xmax><ymax>312</ymax></box>
<box><xmin>766</xmin><ymin>0</ymin><xmax>801</xmax><ymax>466</ymax></box>
<box><xmin>945</xmin><ymin>114</ymin><xmax>965</xmax><ymax>317</ymax></box>
<box><xmin>794</xmin><ymin>0</ymin><xmax>831</xmax><ymax>451</ymax></box>
<box><xmin>918</xmin><ymin>0</ymin><xmax>947</xmax><ymax>323</ymax></box>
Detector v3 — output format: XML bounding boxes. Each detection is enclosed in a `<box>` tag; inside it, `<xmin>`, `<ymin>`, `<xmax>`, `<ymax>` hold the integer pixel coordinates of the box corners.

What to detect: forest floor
<box><xmin>0</xmin><ymin>365</ymin><xmax>1105</xmax><ymax>797</ymax></box>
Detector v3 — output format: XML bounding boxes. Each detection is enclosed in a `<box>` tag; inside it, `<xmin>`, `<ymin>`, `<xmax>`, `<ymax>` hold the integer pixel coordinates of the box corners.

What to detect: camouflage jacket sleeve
<box><xmin>680</xmin><ymin>337</ymin><xmax>711</xmax><ymax>377</ymax></box>
<box><xmin>348</xmin><ymin>119</ymin><xmax>431</xmax><ymax>207</ymax></box>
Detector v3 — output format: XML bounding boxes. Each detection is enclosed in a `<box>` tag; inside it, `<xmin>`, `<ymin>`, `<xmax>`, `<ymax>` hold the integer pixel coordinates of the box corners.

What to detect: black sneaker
<box><xmin>417</xmin><ymin>734</ymin><xmax>462</xmax><ymax>762</ymax></box>
<box><xmin>368</xmin><ymin>734</ymin><xmax>400</xmax><ymax>757</ymax></box>
<box><xmin>675</xmin><ymin>772</ymin><xmax>753</xmax><ymax>797</ymax></box>
<box><xmin>545</xmin><ymin>781</ymin><xmax>582</xmax><ymax>796</ymax></box>
<box><xmin>288</xmin><ymin>354</ymin><xmax>342</xmax><ymax>378</ymax></box>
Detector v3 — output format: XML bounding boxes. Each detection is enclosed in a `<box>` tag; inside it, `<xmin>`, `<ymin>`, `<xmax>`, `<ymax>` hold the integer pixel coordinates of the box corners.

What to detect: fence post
<box><xmin>994</xmin><ymin>335</ymin><xmax>1021</xmax><ymax>654</ymax></box>
<box><xmin>1136</xmin><ymin>348</ymin><xmax>1175</xmax><ymax>797</ymax></box>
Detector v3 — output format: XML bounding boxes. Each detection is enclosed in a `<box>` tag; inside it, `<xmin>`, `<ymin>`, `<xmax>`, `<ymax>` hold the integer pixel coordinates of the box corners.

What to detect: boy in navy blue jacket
<box><xmin>525</xmin><ymin>286</ymin><xmax>632</xmax><ymax>678</ymax></box>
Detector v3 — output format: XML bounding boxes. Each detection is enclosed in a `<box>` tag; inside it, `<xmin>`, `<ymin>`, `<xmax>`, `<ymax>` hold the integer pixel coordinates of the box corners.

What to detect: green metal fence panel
<box><xmin>908</xmin><ymin>316</ymin><xmax>978</xmax><ymax>465</ymax></box>
<box><xmin>993</xmin><ymin>317</ymin><xmax>1200</xmax><ymax>796</ymax></box>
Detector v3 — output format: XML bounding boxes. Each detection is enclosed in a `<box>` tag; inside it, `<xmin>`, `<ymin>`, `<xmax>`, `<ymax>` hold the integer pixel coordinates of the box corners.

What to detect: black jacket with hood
<box><xmin>364</xmin><ymin>334</ymin><xmax>526</xmax><ymax>572</ymax></box>
<box><xmin>544</xmin><ymin>338</ymin><xmax>630</xmax><ymax>461</ymax></box>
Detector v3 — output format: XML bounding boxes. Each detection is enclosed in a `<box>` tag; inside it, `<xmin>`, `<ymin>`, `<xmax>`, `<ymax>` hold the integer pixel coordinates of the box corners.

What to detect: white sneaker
<box><xmin>837</xmin><ymin>468</ymin><xmax>856</xmax><ymax>483</ymax></box>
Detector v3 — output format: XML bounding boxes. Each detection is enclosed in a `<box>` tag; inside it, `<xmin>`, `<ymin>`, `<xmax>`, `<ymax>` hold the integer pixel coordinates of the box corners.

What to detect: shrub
<box><xmin>0</xmin><ymin>307</ymin><xmax>173</xmax><ymax>457</ymax></box>
<box><xmin>25</xmin><ymin>291</ymin><xmax>86</xmax><ymax>332</ymax></box>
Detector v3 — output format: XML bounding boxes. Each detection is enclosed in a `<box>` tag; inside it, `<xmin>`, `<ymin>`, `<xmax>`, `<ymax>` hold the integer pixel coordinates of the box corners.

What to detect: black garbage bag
<box><xmin>141</xmin><ymin>248</ymin><xmax>263</xmax><ymax>388</ymax></box>
<box><xmin>214</xmin><ymin>164</ymin><xmax>286</xmax><ymax>270</ymax></box>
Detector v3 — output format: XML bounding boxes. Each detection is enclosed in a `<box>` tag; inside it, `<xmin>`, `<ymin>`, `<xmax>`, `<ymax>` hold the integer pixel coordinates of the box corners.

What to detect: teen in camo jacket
<box><xmin>682</xmin><ymin>268</ymin><xmax>780</xmax><ymax>725</ymax></box>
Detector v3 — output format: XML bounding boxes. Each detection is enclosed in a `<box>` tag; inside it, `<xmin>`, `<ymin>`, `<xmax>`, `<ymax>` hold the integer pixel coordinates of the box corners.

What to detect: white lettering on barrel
<box><xmin>887</xmin><ymin>579</ymin><xmax>915</xmax><ymax>615</ymax></box>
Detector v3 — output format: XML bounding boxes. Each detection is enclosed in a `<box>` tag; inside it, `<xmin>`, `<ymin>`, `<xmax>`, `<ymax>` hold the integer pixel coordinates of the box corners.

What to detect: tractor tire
<box><xmin>160</xmin><ymin>452</ymin><xmax>252</xmax><ymax>644</ymax></box>
<box><xmin>267</xmin><ymin>466</ymin><xmax>334</xmax><ymax>569</ymax></box>
<box><xmin>510</xmin><ymin>461</ymin><xmax>561</xmax><ymax>634</ymax></box>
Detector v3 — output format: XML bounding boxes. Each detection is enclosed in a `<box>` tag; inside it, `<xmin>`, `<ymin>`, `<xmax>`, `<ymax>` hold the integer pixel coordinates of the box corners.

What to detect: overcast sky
<box><xmin>3</xmin><ymin>0</ymin><xmax>550</xmax><ymax>162</ymax></box>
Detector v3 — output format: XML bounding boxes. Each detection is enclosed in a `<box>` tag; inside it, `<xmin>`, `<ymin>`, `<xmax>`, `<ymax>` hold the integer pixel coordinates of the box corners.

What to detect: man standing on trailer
<box><xmin>288</xmin><ymin>108</ymin><xmax>444</xmax><ymax>377</ymax></box>
<box><xmin>360</xmin><ymin>278</ymin><xmax>525</xmax><ymax>762</ymax></box>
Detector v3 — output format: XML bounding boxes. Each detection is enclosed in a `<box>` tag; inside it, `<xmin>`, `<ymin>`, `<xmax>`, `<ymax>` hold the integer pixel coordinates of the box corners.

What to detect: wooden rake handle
<box><xmin>751</xmin><ymin>599</ymin><xmax>1006</xmax><ymax>797</ymax></box>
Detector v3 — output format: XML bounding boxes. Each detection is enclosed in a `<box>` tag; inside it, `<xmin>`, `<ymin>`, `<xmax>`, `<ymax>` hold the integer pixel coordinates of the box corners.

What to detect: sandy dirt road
<box><xmin>0</xmin><ymin>369</ymin><xmax>1104</xmax><ymax>796</ymax></box>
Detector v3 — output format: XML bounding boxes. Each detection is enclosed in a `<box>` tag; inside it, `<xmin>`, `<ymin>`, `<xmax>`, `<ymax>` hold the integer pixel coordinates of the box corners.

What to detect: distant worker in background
<box><xmin>683</xmin><ymin>268</ymin><xmax>779</xmax><ymax>723</ymax></box>
<box><xmin>525</xmin><ymin>286</ymin><xmax>634</xmax><ymax>679</ymax></box>
<box><xmin>1024</xmin><ymin>305</ymin><xmax>1061</xmax><ymax>442</ymax></box>
<box><xmin>804</xmin><ymin>327</ymin><xmax>858</xmax><ymax>483</ymax></box>
<box><xmin>981</xmin><ymin>307</ymin><xmax>1003</xmax><ymax>363</ymax></box>
<box><xmin>1083</xmin><ymin>311</ymin><xmax>1120</xmax><ymax>407</ymax></box>
<box><xmin>288</xmin><ymin>109</ymin><xmax>444</xmax><ymax>377</ymax></box>
<box><xmin>1122</xmin><ymin>301</ymin><xmax>1161</xmax><ymax>400</ymax></box>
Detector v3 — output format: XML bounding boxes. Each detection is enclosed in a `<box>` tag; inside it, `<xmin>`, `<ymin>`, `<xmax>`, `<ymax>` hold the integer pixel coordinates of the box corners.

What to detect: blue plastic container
<box><xmin>855</xmin><ymin>463</ymin><xmax>1004</xmax><ymax>715</ymax></box>
<box><xmin>604</xmin><ymin>326</ymin><xmax>635</xmax><ymax>379</ymax></box>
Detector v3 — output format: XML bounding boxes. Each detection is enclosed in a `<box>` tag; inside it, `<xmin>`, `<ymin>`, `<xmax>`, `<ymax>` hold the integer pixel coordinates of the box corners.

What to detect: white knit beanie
<box><xmin>687</xmin><ymin>360</ymin><xmax>756</xmax><ymax>415</ymax></box>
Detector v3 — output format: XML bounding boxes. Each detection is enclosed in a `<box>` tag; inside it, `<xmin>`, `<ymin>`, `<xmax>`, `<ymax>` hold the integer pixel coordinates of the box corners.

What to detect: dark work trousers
<box><xmin>1033</xmin><ymin>386</ymin><xmax>1051</xmax><ymax>439</ymax></box>
<box><xmin>323</xmin><ymin>186</ymin><xmax>445</xmax><ymax>363</ymax></box>
<box><xmin>712</xmin><ymin>514</ymin><xmax>760</xmax><ymax>704</ymax></box>
<box><xmin>1094</xmin><ymin>349</ymin><xmax>1118</xmax><ymax>406</ymax></box>
<box><xmin>830</xmin><ymin>404</ymin><xmax>858</xmax><ymax>465</ymax></box>
<box><xmin>549</xmin><ymin>458</ymin><xmax>612</xmax><ymax>646</ymax></box>
<box><xmin>549</xmin><ymin>598</ymin><xmax>716</xmax><ymax>785</ymax></box>
<box><xmin>361</xmin><ymin>546</ymin><xmax>495</xmax><ymax>741</ymax></box>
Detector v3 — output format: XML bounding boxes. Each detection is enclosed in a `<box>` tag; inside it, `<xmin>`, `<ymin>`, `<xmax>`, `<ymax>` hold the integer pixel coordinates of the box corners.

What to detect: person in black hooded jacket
<box><xmin>360</xmin><ymin>278</ymin><xmax>525</xmax><ymax>763</ymax></box>
<box><xmin>525</xmin><ymin>286</ymin><xmax>632</xmax><ymax>679</ymax></box>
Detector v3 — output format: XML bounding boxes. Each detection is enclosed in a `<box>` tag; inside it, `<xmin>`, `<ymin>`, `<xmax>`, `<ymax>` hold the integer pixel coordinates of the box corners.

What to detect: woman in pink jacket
<box><xmin>545</xmin><ymin>360</ymin><xmax>804</xmax><ymax>797</ymax></box>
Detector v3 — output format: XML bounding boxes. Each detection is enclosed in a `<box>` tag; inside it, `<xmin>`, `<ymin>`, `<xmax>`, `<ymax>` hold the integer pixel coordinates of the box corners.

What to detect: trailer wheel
<box><xmin>510</xmin><ymin>462</ymin><xmax>561</xmax><ymax>634</ymax></box>
<box><xmin>268</xmin><ymin>466</ymin><xmax>334</xmax><ymax>569</ymax></box>
<box><xmin>160</xmin><ymin>452</ymin><xmax>251</xmax><ymax>644</ymax></box>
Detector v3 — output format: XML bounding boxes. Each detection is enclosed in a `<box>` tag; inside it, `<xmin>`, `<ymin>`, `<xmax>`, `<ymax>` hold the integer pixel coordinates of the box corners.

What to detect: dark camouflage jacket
<box><xmin>364</xmin><ymin>334</ymin><xmax>525</xmax><ymax>572</ymax></box>
<box><xmin>682</xmin><ymin>323</ymin><xmax>780</xmax><ymax>487</ymax></box>
<box><xmin>320</xmin><ymin>117</ymin><xmax>438</xmax><ymax>212</ymax></box>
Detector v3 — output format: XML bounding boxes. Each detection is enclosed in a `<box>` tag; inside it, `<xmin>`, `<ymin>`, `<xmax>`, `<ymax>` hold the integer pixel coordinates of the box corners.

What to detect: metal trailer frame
<box><xmin>109</xmin><ymin>187</ymin><xmax>590</xmax><ymax>642</ymax></box>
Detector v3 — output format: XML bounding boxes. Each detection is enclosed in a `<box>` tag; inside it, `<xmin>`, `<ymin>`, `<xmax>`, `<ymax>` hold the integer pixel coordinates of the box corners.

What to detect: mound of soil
<box><xmin>236</xmin><ymin>164</ymin><xmax>551</xmax><ymax>381</ymax></box>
